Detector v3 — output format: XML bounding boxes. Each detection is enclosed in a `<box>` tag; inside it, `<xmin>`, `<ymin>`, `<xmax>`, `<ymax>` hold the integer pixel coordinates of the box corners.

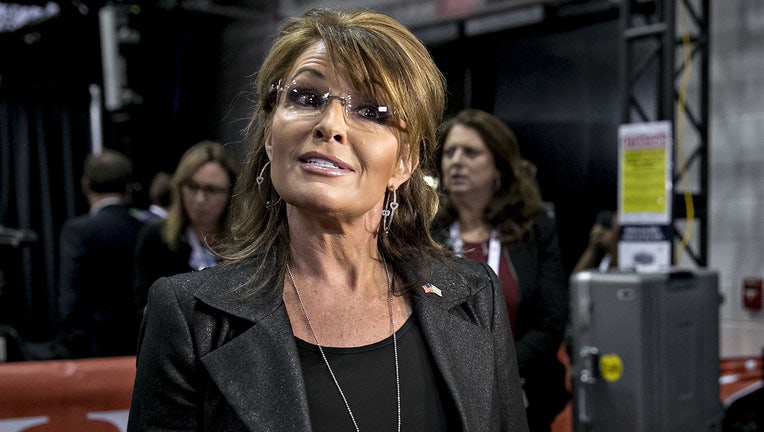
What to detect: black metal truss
<box><xmin>619</xmin><ymin>0</ymin><xmax>710</xmax><ymax>266</ymax></box>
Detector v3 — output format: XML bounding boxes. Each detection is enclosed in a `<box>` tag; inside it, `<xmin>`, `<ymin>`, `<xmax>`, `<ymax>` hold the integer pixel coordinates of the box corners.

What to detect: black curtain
<box><xmin>0</xmin><ymin>89</ymin><xmax>91</xmax><ymax>340</ymax></box>
<box><xmin>0</xmin><ymin>6</ymin><xmax>100</xmax><ymax>341</ymax></box>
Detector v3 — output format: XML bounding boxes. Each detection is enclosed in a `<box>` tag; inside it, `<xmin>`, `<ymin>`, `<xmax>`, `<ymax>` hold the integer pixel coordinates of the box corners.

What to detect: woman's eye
<box><xmin>463</xmin><ymin>148</ymin><xmax>482</xmax><ymax>158</ymax></box>
<box><xmin>287</xmin><ymin>87</ymin><xmax>322</xmax><ymax>109</ymax></box>
<box><xmin>354</xmin><ymin>104</ymin><xmax>391</xmax><ymax>124</ymax></box>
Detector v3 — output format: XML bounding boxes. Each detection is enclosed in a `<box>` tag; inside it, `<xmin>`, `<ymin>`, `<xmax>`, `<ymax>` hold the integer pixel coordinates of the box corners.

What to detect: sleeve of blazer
<box><xmin>514</xmin><ymin>213</ymin><xmax>568</xmax><ymax>375</ymax></box>
<box><xmin>128</xmin><ymin>277</ymin><xmax>200</xmax><ymax>431</ymax></box>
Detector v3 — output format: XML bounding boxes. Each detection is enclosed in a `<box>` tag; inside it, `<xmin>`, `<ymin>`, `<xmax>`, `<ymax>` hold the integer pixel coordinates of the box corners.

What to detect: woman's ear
<box><xmin>264</xmin><ymin>138</ymin><xmax>273</xmax><ymax>160</ymax></box>
<box><xmin>391</xmin><ymin>156</ymin><xmax>417</xmax><ymax>189</ymax></box>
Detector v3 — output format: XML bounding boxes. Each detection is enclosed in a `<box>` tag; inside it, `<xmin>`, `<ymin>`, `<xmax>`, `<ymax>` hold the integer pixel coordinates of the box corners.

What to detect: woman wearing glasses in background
<box><xmin>132</xmin><ymin>140</ymin><xmax>238</xmax><ymax>317</ymax></box>
<box><xmin>128</xmin><ymin>8</ymin><xmax>529</xmax><ymax>432</ymax></box>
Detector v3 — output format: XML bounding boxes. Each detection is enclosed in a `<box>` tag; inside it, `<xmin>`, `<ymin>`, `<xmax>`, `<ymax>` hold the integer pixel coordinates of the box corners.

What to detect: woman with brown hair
<box><xmin>435</xmin><ymin>109</ymin><xmax>569</xmax><ymax>432</ymax></box>
<box><xmin>129</xmin><ymin>9</ymin><xmax>528</xmax><ymax>432</ymax></box>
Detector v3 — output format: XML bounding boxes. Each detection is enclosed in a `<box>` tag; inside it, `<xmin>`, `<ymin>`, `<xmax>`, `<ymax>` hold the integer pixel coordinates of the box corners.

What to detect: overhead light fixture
<box><xmin>0</xmin><ymin>2</ymin><xmax>60</xmax><ymax>33</ymax></box>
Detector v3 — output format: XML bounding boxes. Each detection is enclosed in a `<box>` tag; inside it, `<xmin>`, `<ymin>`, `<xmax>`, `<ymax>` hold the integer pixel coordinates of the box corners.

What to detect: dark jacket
<box><xmin>433</xmin><ymin>211</ymin><xmax>570</xmax><ymax>427</ymax></box>
<box><xmin>127</xmin><ymin>256</ymin><xmax>529</xmax><ymax>432</ymax></box>
<box><xmin>506</xmin><ymin>212</ymin><xmax>570</xmax><ymax>424</ymax></box>
<box><xmin>58</xmin><ymin>203</ymin><xmax>144</xmax><ymax>357</ymax></box>
<box><xmin>132</xmin><ymin>220</ymin><xmax>193</xmax><ymax>314</ymax></box>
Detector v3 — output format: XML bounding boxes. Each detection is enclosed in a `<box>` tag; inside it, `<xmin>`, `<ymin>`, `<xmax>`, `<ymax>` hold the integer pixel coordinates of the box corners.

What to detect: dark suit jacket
<box><xmin>128</xmin><ymin>256</ymin><xmax>529</xmax><ymax>432</ymax></box>
<box><xmin>506</xmin><ymin>212</ymin><xmax>570</xmax><ymax>422</ymax></box>
<box><xmin>58</xmin><ymin>203</ymin><xmax>144</xmax><ymax>357</ymax></box>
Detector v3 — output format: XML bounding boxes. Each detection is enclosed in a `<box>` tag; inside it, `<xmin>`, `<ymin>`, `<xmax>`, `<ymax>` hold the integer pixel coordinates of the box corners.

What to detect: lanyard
<box><xmin>449</xmin><ymin>222</ymin><xmax>501</xmax><ymax>277</ymax></box>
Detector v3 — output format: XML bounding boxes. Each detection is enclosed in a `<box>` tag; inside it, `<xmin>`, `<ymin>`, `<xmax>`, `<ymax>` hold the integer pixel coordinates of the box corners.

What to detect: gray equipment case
<box><xmin>570</xmin><ymin>269</ymin><xmax>722</xmax><ymax>432</ymax></box>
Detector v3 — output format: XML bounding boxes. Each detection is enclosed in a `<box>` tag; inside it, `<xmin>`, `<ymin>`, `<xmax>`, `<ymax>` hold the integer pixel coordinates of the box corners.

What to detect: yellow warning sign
<box><xmin>599</xmin><ymin>354</ymin><xmax>623</xmax><ymax>382</ymax></box>
<box><xmin>618</xmin><ymin>121</ymin><xmax>672</xmax><ymax>225</ymax></box>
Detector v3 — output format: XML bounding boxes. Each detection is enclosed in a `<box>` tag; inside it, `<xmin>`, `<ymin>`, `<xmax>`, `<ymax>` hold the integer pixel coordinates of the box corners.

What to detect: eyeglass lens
<box><xmin>183</xmin><ymin>181</ymin><xmax>229</xmax><ymax>196</ymax></box>
<box><xmin>278</xmin><ymin>79</ymin><xmax>394</xmax><ymax>126</ymax></box>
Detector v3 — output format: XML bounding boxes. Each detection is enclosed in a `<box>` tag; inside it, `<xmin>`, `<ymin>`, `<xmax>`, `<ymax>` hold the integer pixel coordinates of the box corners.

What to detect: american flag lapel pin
<box><xmin>421</xmin><ymin>283</ymin><xmax>442</xmax><ymax>297</ymax></box>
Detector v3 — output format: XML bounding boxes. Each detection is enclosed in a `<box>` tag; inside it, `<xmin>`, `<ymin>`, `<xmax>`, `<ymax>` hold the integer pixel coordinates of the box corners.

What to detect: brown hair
<box><xmin>436</xmin><ymin>109</ymin><xmax>546</xmax><ymax>243</ymax></box>
<box><xmin>83</xmin><ymin>149</ymin><xmax>133</xmax><ymax>194</ymax></box>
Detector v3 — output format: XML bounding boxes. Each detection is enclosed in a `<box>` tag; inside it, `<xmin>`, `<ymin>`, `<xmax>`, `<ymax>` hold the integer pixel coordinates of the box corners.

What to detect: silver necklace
<box><xmin>286</xmin><ymin>261</ymin><xmax>401</xmax><ymax>432</ymax></box>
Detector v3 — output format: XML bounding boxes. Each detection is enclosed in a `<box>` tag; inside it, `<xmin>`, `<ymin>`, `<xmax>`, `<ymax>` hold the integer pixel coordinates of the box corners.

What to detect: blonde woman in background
<box><xmin>133</xmin><ymin>140</ymin><xmax>238</xmax><ymax>315</ymax></box>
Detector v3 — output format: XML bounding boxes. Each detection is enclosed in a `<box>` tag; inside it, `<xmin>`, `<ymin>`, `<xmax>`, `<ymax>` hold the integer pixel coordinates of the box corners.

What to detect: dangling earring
<box><xmin>382</xmin><ymin>187</ymin><xmax>399</xmax><ymax>235</ymax></box>
<box><xmin>256</xmin><ymin>160</ymin><xmax>282</xmax><ymax>209</ymax></box>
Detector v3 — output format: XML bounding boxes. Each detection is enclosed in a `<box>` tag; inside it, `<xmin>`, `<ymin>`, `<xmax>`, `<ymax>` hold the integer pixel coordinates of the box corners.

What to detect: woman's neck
<box><xmin>452</xmin><ymin>201</ymin><xmax>491</xmax><ymax>243</ymax></box>
<box><xmin>282</xmin><ymin>207</ymin><xmax>413</xmax><ymax>347</ymax></box>
<box><xmin>457</xmin><ymin>220</ymin><xmax>491</xmax><ymax>244</ymax></box>
<box><xmin>287</xmin><ymin>213</ymin><xmax>382</xmax><ymax>294</ymax></box>
<box><xmin>190</xmin><ymin>224</ymin><xmax>219</xmax><ymax>245</ymax></box>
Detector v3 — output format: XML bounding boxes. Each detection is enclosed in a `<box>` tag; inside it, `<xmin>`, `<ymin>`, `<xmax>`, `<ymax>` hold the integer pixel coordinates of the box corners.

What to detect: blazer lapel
<box><xmin>200</xmin><ymin>304</ymin><xmax>312</xmax><ymax>432</ymax></box>
<box><xmin>414</xmin><ymin>290</ymin><xmax>497</xmax><ymax>432</ymax></box>
<box><xmin>192</xmin><ymin>258</ymin><xmax>501</xmax><ymax>431</ymax></box>
<box><xmin>194</xmin><ymin>262</ymin><xmax>312</xmax><ymax>432</ymax></box>
<box><xmin>508</xmin><ymin>244</ymin><xmax>534</xmax><ymax>301</ymax></box>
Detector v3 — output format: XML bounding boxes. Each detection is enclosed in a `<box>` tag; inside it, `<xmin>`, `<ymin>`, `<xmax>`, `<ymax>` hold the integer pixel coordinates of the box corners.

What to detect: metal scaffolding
<box><xmin>619</xmin><ymin>0</ymin><xmax>710</xmax><ymax>267</ymax></box>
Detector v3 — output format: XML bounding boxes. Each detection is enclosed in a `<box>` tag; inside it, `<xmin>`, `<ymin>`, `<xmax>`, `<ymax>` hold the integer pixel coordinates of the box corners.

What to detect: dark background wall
<box><xmin>0</xmin><ymin>3</ymin><xmax>620</xmax><ymax>340</ymax></box>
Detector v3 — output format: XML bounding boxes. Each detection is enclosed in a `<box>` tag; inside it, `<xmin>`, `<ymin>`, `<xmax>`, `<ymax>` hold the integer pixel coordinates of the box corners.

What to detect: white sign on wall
<box><xmin>617</xmin><ymin>121</ymin><xmax>673</xmax><ymax>270</ymax></box>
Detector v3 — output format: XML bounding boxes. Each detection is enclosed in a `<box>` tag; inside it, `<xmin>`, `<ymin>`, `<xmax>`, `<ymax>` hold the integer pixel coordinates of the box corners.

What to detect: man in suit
<box><xmin>58</xmin><ymin>149</ymin><xmax>145</xmax><ymax>358</ymax></box>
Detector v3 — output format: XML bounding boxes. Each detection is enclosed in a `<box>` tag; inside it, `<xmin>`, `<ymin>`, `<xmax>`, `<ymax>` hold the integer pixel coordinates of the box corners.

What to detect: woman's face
<box><xmin>265</xmin><ymin>41</ymin><xmax>412</xmax><ymax>221</ymax></box>
<box><xmin>181</xmin><ymin>161</ymin><xmax>231</xmax><ymax>229</ymax></box>
<box><xmin>440</xmin><ymin>124</ymin><xmax>500</xmax><ymax>196</ymax></box>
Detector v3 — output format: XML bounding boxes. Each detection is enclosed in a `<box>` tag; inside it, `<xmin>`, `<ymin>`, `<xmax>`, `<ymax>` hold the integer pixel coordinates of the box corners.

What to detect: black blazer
<box><xmin>58</xmin><ymin>203</ymin><xmax>144</xmax><ymax>357</ymax></box>
<box><xmin>128</xmin><ymin>256</ymin><xmax>529</xmax><ymax>432</ymax></box>
<box><xmin>506</xmin><ymin>212</ymin><xmax>570</xmax><ymax>421</ymax></box>
<box><xmin>432</xmin><ymin>211</ymin><xmax>570</xmax><ymax>424</ymax></box>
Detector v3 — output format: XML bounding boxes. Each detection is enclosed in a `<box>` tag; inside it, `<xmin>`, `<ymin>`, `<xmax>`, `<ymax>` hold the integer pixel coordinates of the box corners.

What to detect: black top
<box><xmin>297</xmin><ymin>315</ymin><xmax>461</xmax><ymax>432</ymax></box>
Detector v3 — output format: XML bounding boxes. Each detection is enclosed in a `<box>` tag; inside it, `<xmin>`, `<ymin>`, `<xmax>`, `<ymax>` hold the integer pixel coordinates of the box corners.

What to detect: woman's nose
<box><xmin>189</xmin><ymin>188</ymin><xmax>211</xmax><ymax>203</ymax></box>
<box><xmin>313</xmin><ymin>98</ymin><xmax>347</xmax><ymax>143</ymax></box>
<box><xmin>448</xmin><ymin>149</ymin><xmax>464</xmax><ymax>164</ymax></box>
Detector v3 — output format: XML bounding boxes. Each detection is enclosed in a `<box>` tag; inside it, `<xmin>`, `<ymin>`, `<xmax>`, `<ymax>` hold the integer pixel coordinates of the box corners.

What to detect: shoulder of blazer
<box><xmin>170</xmin><ymin>257</ymin><xmax>284</xmax><ymax>323</ymax></box>
<box><xmin>174</xmin><ymin>255</ymin><xmax>496</xmax><ymax>325</ymax></box>
<box><xmin>418</xmin><ymin>256</ymin><xmax>497</xmax><ymax>309</ymax></box>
